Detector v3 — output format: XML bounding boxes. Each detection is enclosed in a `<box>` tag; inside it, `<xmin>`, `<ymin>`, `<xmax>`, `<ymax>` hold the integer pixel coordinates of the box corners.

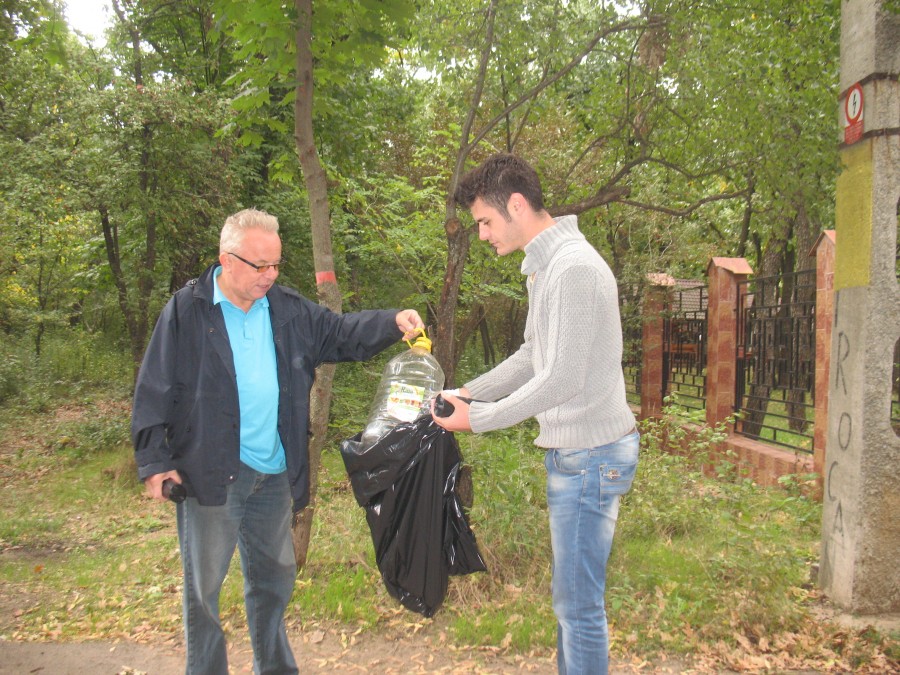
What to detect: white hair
<box><xmin>219</xmin><ymin>208</ymin><xmax>280</xmax><ymax>253</ymax></box>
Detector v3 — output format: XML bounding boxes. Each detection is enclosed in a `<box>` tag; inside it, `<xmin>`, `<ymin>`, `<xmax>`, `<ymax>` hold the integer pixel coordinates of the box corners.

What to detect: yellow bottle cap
<box><xmin>411</xmin><ymin>335</ymin><xmax>432</xmax><ymax>352</ymax></box>
<box><xmin>405</xmin><ymin>328</ymin><xmax>432</xmax><ymax>352</ymax></box>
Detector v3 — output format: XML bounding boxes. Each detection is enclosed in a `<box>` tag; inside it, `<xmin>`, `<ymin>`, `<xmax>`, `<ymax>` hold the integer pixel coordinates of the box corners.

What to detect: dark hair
<box><xmin>454</xmin><ymin>153</ymin><xmax>545</xmax><ymax>219</ymax></box>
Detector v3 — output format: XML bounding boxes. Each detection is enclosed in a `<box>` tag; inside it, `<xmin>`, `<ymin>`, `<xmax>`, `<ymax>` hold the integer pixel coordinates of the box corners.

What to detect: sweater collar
<box><xmin>521</xmin><ymin>215</ymin><xmax>582</xmax><ymax>275</ymax></box>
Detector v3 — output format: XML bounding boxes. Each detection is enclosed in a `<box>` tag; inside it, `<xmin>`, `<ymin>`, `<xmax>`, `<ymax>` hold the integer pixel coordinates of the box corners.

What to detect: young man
<box><xmin>132</xmin><ymin>208</ymin><xmax>423</xmax><ymax>674</ymax></box>
<box><xmin>433</xmin><ymin>154</ymin><xmax>638</xmax><ymax>675</ymax></box>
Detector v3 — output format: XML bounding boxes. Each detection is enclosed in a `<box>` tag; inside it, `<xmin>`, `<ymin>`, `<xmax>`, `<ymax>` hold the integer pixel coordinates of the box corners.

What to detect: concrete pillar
<box><xmin>811</xmin><ymin>231</ymin><xmax>836</xmax><ymax>486</ymax></box>
<box><xmin>705</xmin><ymin>258</ymin><xmax>753</xmax><ymax>431</ymax></box>
<box><xmin>819</xmin><ymin>0</ymin><xmax>900</xmax><ymax>614</ymax></box>
<box><xmin>640</xmin><ymin>274</ymin><xmax>674</xmax><ymax>420</ymax></box>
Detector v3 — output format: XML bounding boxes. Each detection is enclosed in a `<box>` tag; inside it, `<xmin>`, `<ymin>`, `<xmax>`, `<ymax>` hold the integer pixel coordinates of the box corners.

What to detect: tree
<box><xmin>398</xmin><ymin>1</ymin><xmax>709</xmax><ymax>382</ymax></box>
<box><xmin>53</xmin><ymin>0</ymin><xmax>242</xmax><ymax>375</ymax></box>
<box><xmin>0</xmin><ymin>2</ymin><xmax>95</xmax><ymax>350</ymax></box>
<box><xmin>288</xmin><ymin>0</ymin><xmax>341</xmax><ymax>567</ymax></box>
<box><xmin>215</xmin><ymin>0</ymin><xmax>415</xmax><ymax>567</ymax></box>
<box><xmin>371</xmin><ymin>0</ymin><xmax>842</xmax><ymax>386</ymax></box>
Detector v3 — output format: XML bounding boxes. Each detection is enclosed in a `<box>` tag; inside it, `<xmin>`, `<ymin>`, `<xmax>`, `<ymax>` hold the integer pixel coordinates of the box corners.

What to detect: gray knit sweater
<box><xmin>466</xmin><ymin>215</ymin><xmax>636</xmax><ymax>449</ymax></box>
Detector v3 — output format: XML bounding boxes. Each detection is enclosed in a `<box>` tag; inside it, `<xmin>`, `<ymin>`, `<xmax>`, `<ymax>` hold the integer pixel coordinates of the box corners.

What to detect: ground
<box><xmin>1</xmin><ymin>403</ymin><xmax>896</xmax><ymax>674</ymax></box>
<box><xmin>0</xmin><ymin>628</ymin><xmax>700</xmax><ymax>675</ymax></box>
<box><xmin>0</xmin><ymin>579</ymin><xmax>697</xmax><ymax>675</ymax></box>
<box><xmin>3</xmin><ymin>605</ymin><xmax>896</xmax><ymax>674</ymax></box>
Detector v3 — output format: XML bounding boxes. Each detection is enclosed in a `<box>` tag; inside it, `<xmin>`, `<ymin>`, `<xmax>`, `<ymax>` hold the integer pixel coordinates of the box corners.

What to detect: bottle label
<box><xmin>385</xmin><ymin>383</ymin><xmax>426</xmax><ymax>422</ymax></box>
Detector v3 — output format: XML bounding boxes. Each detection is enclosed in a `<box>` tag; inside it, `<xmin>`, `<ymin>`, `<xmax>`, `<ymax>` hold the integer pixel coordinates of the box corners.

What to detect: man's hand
<box><xmin>144</xmin><ymin>470</ymin><xmax>182</xmax><ymax>501</ymax></box>
<box><xmin>395</xmin><ymin>309</ymin><xmax>425</xmax><ymax>340</ymax></box>
<box><xmin>431</xmin><ymin>389</ymin><xmax>473</xmax><ymax>432</ymax></box>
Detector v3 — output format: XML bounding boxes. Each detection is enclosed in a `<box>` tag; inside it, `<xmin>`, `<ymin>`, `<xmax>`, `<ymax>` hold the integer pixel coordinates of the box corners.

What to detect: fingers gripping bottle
<box><xmin>360</xmin><ymin>329</ymin><xmax>445</xmax><ymax>449</ymax></box>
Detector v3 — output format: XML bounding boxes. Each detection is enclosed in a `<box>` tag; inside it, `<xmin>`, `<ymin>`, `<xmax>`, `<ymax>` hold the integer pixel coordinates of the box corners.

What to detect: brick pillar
<box><xmin>705</xmin><ymin>257</ymin><xmax>753</xmax><ymax>430</ymax></box>
<box><xmin>811</xmin><ymin>231</ymin><xmax>836</xmax><ymax>483</ymax></box>
<box><xmin>640</xmin><ymin>274</ymin><xmax>674</xmax><ymax>420</ymax></box>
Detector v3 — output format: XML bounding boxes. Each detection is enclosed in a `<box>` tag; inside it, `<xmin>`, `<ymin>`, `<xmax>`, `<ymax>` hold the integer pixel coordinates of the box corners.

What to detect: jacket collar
<box><xmin>192</xmin><ymin>263</ymin><xmax>219</xmax><ymax>303</ymax></box>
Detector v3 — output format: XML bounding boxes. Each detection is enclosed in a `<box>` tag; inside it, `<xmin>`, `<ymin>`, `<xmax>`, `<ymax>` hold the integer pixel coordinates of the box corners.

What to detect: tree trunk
<box><xmin>736</xmin><ymin>171</ymin><xmax>755</xmax><ymax>258</ymax></box>
<box><xmin>433</xmin><ymin>214</ymin><xmax>471</xmax><ymax>388</ymax></box>
<box><xmin>478</xmin><ymin>313</ymin><xmax>495</xmax><ymax>366</ymax></box>
<box><xmin>433</xmin><ymin>0</ymin><xmax>499</xmax><ymax>386</ymax></box>
<box><xmin>291</xmin><ymin>0</ymin><xmax>342</xmax><ymax>570</ymax></box>
<box><xmin>99</xmin><ymin>204</ymin><xmax>148</xmax><ymax>381</ymax></box>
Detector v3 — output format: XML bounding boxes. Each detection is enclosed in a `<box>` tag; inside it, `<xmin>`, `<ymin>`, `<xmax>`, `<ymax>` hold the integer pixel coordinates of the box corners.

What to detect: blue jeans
<box><xmin>176</xmin><ymin>464</ymin><xmax>298</xmax><ymax>675</ymax></box>
<box><xmin>544</xmin><ymin>430</ymin><xmax>639</xmax><ymax>675</ymax></box>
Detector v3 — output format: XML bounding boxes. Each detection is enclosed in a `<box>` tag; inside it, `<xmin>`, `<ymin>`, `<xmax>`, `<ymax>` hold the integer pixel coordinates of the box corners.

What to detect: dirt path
<box><xmin>0</xmin><ymin>629</ymin><xmax>697</xmax><ymax>674</ymax></box>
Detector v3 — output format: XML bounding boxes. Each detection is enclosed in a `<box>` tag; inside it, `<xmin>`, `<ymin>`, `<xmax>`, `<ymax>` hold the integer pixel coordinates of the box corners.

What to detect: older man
<box><xmin>132</xmin><ymin>208</ymin><xmax>423</xmax><ymax>674</ymax></box>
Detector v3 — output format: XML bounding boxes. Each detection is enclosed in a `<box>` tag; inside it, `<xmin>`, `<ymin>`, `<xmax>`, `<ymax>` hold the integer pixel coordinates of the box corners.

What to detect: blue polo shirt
<box><xmin>213</xmin><ymin>267</ymin><xmax>286</xmax><ymax>474</ymax></box>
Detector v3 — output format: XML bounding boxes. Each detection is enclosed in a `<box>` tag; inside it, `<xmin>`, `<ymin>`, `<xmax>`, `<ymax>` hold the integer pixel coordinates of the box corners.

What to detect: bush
<box><xmin>0</xmin><ymin>342</ymin><xmax>24</xmax><ymax>404</ymax></box>
<box><xmin>0</xmin><ymin>329</ymin><xmax>132</xmax><ymax>416</ymax></box>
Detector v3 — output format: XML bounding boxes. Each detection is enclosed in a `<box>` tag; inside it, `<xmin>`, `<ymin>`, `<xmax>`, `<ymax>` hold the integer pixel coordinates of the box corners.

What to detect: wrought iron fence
<box><xmin>663</xmin><ymin>285</ymin><xmax>707</xmax><ymax>413</ymax></box>
<box><xmin>735</xmin><ymin>269</ymin><xmax>817</xmax><ymax>453</ymax></box>
<box><xmin>621</xmin><ymin>294</ymin><xmax>642</xmax><ymax>407</ymax></box>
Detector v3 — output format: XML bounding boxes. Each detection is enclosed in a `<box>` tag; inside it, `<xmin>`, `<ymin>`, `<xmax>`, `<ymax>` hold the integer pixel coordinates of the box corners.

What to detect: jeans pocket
<box><xmin>599</xmin><ymin>457</ymin><xmax>637</xmax><ymax>495</ymax></box>
<box><xmin>550</xmin><ymin>448</ymin><xmax>590</xmax><ymax>475</ymax></box>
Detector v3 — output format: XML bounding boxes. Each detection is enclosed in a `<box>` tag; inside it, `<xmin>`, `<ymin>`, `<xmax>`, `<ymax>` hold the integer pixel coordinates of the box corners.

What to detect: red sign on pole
<box><xmin>844</xmin><ymin>83</ymin><xmax>864</xmax><ymax>145</ymax></box>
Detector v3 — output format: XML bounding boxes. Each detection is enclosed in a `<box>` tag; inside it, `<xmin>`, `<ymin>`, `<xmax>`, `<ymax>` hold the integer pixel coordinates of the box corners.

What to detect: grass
<box><xmin>0</xmin><ymin>335</ymin><xmax>897</xmax><ymax>672</ymax></box>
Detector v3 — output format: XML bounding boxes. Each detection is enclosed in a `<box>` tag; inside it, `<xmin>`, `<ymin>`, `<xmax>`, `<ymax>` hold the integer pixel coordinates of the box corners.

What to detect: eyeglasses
<box><xmin>228</xmin><ymin>252</ymin><xmax>282</xmax><ymax>274</ymax></box>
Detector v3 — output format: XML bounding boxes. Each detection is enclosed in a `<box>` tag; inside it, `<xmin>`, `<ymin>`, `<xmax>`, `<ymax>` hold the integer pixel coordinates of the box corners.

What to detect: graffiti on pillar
<box><xmin>837</xmin><ymin>411</ymin><xmax>852</xmax><ymax>450</ymax></box>
<box><xmin>822</xmin><ymin>291</ymin><xmax>853</xmax><ymax>589</ymax></box>
<box><xmin>826</xmin><ymin>332</ymin><xmax>852</xmax><ymax>526</ymax></box>
<box><xmin>834</xmin><ymin>332</ymin><xmax>849</xmax><ymax>396</ymax></box>
<box><xmin>826</xmin><ymin>460</ymin><xmax>844</xmax><ymax>535</ymax></box>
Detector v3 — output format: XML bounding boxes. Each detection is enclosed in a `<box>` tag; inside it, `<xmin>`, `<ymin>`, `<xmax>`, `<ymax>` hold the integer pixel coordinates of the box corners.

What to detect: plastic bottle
<box><xmin>360</xmin><ymin>332</ymin><xmax>445</xmax><ymax>449</ymax></box>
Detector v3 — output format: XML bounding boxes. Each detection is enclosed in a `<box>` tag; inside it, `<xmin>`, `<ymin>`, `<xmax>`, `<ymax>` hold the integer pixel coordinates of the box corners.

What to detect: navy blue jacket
<box><xmin>131</xmin><ymin>263</ymin><xmax>402</xmax><ymax>511</ymax></box>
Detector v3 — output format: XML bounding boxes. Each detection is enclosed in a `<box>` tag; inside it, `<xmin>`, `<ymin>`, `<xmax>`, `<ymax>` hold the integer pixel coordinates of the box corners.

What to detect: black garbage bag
<box><xmin>340</xmin><ymin>415</ymin><xmax>487</xmax><ymax>618</ymax></box>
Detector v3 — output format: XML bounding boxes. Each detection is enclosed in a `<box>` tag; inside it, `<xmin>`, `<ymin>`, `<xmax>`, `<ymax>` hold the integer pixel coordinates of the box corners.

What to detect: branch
<box><xmin>555</xmin><ymin>138</ymin><xmax>750</xmax><ymax>219</ymax></box>
<box><xmin>548</xmin><ymin>186</ymin><xmax>632</xmax><ymax>217</ymax></box>
<box><xmin>448</xmin><ymin>0</ymin><xmax>499</xmax><ymax>205</ymax></box>
<box><xmin>468</xmin><ymin>16</ymin><xmax>655</xmax><ymax>151</ymax></box>
<box><xmin>619</xmin><ymin>188</ymin><xmax>751</xmax><ymax>217</ymax></box>
<box><xmin>508</xmin><ymin>60</ymin><xmax>551</xmax><ymax>149</ymax></box>
<box><xmin>641</xmin><ymin>155</ymin><xmax>749</xmax><ymax>183</ymax></box>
